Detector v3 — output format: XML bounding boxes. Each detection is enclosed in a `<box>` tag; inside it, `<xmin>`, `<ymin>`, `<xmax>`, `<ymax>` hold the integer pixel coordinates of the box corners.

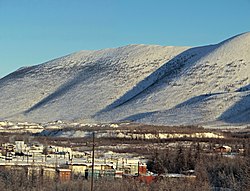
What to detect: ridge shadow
<box><xmin>94</xmin><ymin>44</ymin><xmax>218</xmax><ymax>117</ymax></box>
<box><xmin>219</xmin><ymin>84</ymin><xmax>250</xmax><ymax>123</ymax></box>
<box><xmin>121</xmin><ymin>92</ymin><xmax>223</xmax><ymax>122</ymax></box>
<box><xmin>24</xmin><ymin>58</ymin><xmax>111</xmax><ymax>114</ymax></box>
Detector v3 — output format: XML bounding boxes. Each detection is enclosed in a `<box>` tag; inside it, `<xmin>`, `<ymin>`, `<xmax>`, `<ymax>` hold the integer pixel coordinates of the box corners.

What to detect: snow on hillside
<box><xmin>0</xmin><ymin>44</ymin><xmax>188</xmax><ymax>123</ymax></box>
<box><xmin>0</xmin><ymin>32</ymin><xmax>249</xmax><ymax>127</ymax></box>
<box><xmin>96</xmin><ymin>32</ymin><xmax>250</xmax><ymax>125</ymax></box>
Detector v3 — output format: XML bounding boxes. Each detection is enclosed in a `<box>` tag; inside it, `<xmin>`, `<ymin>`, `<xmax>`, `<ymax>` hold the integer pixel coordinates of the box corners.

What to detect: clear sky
<box><xmin>0</xmin><ymin>0</ymin><xmax>250</xmax><ymax>78</ymax></box>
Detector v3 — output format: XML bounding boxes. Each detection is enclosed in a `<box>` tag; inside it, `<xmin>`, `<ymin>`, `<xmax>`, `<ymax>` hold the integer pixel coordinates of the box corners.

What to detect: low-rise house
<box><xmin>114</xmin><ymin>170</ymin><xmax>123</xmax><ymax>178</ymax></box>
<box><xmin>69</xmin><ymin>162</ymin><xmax>115</xmax><ymax>179</ymax></box>
<box><xmin>69</xmin><ymin>163</ymin><xmax>88</xmax><ymax>176</ymax></box>
<box><xmin>47</xmin><ymin>146</ymin><xmax>72</xmax><ymax>158</ymax></box>
<box><xmin>72</xmin><ymin>151</ymin><xmax>86</xmax><ymax>158</ymax></box>
<box><xmin>1</xmin><ymin>143</ymin><xmax>15</xmax><ymax>152</ymax></box>
<box><xmin>29</xmin><ymin>143</ymin><xmax>44</xmax><ymax>154</ymax></box>
<box><xmin>57</xmin><ymin>169</ymin><xmax>71</xmax><ymax>181</ymax></box>
<box><xmin>43</xmin><ymin>167</ymin><xmax>56</xmax><ymax>180</ymax></box>
<box><xmin>92</xmin><ymin>163</ymin><xmax>114</xmax><ymax>171</ymax></box>
<box><xmin>138</xmin><ymin>164</ymin><xmax>147</xmax><ymax>175</ymax></box>
<box><xmin>214</xmin><ymin>145</ymin><xmax>232</xmax><ymax>153</ymax></box>
<box><xmin>116</xmin><ymin>159</ymin><xmax>147</xmax><ymax>176</ymax></box>
<box><xmin>1</xmin><ymin>143</ymin><xmax>15</xmax><ymax>158</ymax></box>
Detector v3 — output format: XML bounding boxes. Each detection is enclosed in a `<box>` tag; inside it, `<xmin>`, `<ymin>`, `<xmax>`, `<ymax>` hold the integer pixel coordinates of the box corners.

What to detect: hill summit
<box><xmin>0</xmin><ymin>32</ymin><xmax>250</xmax><ymax>127</ymax></box>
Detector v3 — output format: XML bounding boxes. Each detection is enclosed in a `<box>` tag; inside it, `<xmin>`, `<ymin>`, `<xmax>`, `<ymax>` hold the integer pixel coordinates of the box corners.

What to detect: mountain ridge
<box><xmin>0</xmin><ymin>32</ymin><xmax>249</xmax><ymax>127</ymax></box>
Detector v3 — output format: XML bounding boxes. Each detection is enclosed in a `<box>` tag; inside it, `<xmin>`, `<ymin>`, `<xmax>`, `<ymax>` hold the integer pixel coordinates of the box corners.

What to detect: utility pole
<box><xmin>27</xmin><ymin>151</ymin><xmax>29</xmax><ymax>164</ymax></box>
<box><xmin>90</xmin><ymin>132</ymin><xmax>95</xmax><ymax>191</ymax></box>
<box><xmin>56</xmin><ymin>154</ymin><xmax>58</xmax><ymax>168</ymax></box>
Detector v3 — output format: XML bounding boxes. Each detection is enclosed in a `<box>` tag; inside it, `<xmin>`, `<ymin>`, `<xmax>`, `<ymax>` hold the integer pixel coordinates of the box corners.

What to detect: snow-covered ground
<box><xmin>0</xmin><ymin>32</ymin><xmax>249</xmax><ymax>127</ymax></box>
<box><xmin>0</xmin><ymin>121</ymin><xmax>44</xmax><ymax>133</ymax></box>
<box><xmin>39</xmin><ymin>129</ymin><xmax>224</xmax><ymax>139</ymax></box>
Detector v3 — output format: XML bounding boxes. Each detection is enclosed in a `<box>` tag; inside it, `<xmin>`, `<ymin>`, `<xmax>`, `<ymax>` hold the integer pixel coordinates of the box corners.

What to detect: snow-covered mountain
<box><xmin>0</xmin><ymin>32</ymin><xmax>250</xmax><ymax>127</ymax></box>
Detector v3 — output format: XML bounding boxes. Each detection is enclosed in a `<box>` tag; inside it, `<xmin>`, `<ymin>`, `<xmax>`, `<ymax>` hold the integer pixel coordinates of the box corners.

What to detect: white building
<box><xmin>15</xmin><ymin>141</ymin><xmax>27</xmax><ymax>153</ymax></box>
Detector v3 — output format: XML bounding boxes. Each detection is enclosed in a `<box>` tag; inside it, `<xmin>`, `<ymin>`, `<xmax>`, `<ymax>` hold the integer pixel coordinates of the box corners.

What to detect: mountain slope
<box><xmin>0</xmin><ymin>32</ymin><xmax>250</xmax><ymax>126</ymax></box>
<box><xmin>96</xmin><ymin>32</ymin><xmax>250</xmax><ymax>125</ymax></box>
<box><xmin>0</xmin><ymin>45</ymin><xmax>189</xmax><ymax>122</ymax></box>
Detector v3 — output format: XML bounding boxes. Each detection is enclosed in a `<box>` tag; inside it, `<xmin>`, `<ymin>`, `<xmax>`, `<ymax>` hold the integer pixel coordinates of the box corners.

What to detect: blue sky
<box><xmin>0</xmin><ymin>0</ymin><xmax>250</xmax><ymax>78</ymax></box>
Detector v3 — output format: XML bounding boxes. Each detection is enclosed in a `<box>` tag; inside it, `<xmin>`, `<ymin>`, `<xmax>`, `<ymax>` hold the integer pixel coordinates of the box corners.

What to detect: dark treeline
<box><xmin>147</xmin><ymin>141</ymin><xmax>250</xmax><ymax>191</ymax></box>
